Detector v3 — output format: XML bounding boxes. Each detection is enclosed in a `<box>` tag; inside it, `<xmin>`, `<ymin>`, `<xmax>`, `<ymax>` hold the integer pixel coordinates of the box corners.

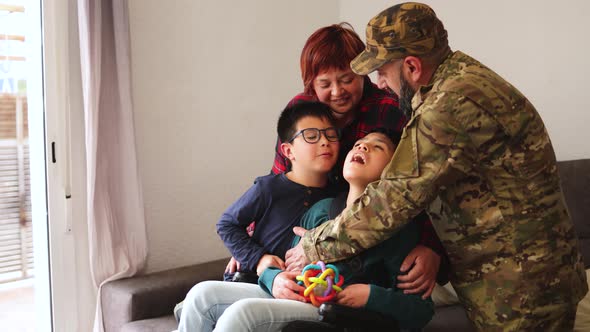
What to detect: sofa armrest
<box><xmin>101</xmin><ymin>257</ymin><xmax>229</xmax><ymax>332</ymax></box>
<box><xmin>557</xmin><ymin>159</ymin><xmax>590</xmax><ymax>267</ymax></box>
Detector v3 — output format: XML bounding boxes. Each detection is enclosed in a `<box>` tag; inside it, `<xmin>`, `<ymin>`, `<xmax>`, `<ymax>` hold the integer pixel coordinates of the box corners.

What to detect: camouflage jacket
<box><xmin>301</xmin><ymin>51</ymin><xmax>587</xmax><ymax>328</ymax></box>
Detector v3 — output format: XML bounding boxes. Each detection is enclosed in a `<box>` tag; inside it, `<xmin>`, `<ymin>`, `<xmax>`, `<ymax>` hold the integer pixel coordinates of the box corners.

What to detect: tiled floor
<box><xmin>0</xmin><ymin>279</ymin><xmax>35</xmax><ymax>332</ymax></box>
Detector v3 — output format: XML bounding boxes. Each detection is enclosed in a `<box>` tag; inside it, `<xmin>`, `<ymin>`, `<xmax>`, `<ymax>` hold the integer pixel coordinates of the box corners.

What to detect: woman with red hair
<box><xmin>271</xmin><ymin>23</ymin><xmax>406</xmax><ymax>177</ymax></box>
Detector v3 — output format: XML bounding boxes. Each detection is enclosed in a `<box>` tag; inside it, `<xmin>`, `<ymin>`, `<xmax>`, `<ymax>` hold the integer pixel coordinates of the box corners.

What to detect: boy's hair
<box><xmin>366</xmin><ymin>127</ymin><xmax>401</xmax><ymax>146</ymax></box>
<box><xmin>300</xmin><ymin>23</ymin><xmax>365</xmax><ymax>95</ymax></box>
<box><xmin>277</xmin><ymin>101</ymin><xmax>336</xmax><ymax>143</ymax></box>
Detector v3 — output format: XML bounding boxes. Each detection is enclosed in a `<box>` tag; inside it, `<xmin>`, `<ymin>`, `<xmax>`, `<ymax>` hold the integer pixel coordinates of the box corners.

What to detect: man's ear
<box><xmin>403</xmin><ymin>55</ymin><xmax>437</xmax><ymax>89</ymax></box>
<box><xmin>402</xmin><ymin>56</ymin><xmax>424</xmax><ymax>86</ymax></box>
<box><xmin>281</xmin><ymin>143</ymin><xmax>296</xmax><ymax>161</ymax></box>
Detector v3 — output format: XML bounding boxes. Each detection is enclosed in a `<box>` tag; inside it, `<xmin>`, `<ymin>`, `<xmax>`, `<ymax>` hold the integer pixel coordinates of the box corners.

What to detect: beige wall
<box><xmin>128</xmin><ymin>0</ymin><xmax>340</xmax><ymax>272</ymax></box>
<box><xmin>340</xmin><ymin>0</ymin><xmax>590</xmax><ymax>161</ymax></box>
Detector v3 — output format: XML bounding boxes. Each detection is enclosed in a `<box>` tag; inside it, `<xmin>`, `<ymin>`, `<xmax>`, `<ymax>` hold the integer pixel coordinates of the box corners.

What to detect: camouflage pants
<box><xmin>473</xmin><ymin>301</ymin><xmax>576</xmax><ymax>332</ymax></box>
<box><xmin>513</xmin><ymin>302</ymin><xmax>576</xmax><ymax>332</ymax></box>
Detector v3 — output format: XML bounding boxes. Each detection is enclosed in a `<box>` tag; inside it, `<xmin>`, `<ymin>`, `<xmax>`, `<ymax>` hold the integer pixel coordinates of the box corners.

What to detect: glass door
<box><xmin>0</xmin><ymin>1</ymin><xmax>51</xmax><ymax>331</ymax></box>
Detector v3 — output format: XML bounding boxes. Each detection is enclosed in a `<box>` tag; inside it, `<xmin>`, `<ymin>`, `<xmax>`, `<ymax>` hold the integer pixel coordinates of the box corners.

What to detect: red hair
<box><xmin>300</xmin><ymin>23</ymin><xmax>365</xmax><ymax>95</ymax></box>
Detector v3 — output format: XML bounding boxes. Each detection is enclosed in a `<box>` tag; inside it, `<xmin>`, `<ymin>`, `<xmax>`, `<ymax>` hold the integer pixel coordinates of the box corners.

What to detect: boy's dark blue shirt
<box><xmin>216</xmin><ymin>173</ymin><xmax>337</xmax><ymax>273</ymax></box>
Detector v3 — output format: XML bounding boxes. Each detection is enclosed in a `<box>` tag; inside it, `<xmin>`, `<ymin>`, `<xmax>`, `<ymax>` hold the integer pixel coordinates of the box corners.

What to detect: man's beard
<box><xmin>398</xmin><ymin>73</ymin><xmax>416</xmax><ymax>119</ymax></box>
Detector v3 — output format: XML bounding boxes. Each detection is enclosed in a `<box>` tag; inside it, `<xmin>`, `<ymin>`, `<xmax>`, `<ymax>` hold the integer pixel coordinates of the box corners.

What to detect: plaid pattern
<box><xmin>270</xmin><ymin>77</ymin><xmax>448</xmax><ymax>270</ymax></box>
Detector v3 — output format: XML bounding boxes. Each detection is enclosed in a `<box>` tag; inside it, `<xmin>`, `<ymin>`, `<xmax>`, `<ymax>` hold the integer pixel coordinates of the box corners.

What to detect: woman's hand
<box><xmin>335</xmin><ymin>284</ymin><xmax>370</xmax><ymax>308</ymax></box>
<box><xmin>272</xmin><ymin>271</ymin><xmax>306</xmax><ymax>302</ymax></box>
<box><xmin>256</xmin><ymin>254</ymin><xmax>286</xmax><ymax>275</ymax></box>
<box><xmin>225</xmin><ymin>256</ymin><xmax>240</xmax><ymax>274</ymax></box>
<box><xmin>397</xmin><ymin>245</ymin><xmax>440</xmax><ymax>298</ymax></box>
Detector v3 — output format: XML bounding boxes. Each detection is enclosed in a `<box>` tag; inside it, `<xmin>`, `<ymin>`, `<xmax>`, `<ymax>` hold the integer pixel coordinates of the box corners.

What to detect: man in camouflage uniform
<box><xmin>285</xmin><ymin>2</ymin><xmax>588</xmax><ymax>330</ymax></box>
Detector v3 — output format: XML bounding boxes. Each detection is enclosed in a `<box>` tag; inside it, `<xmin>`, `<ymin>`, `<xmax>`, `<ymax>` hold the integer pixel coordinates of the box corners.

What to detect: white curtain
<box><xmin>77</xmin><ymin>1</ymin><xmax>148</xmax><ymax>331</ymax></box>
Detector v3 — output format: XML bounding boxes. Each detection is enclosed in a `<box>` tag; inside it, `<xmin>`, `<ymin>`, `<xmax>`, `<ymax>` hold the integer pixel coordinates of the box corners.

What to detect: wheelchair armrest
<box><xmin>231</xmin><ymin>271</ymin><xmax>259</xmax><ymax>284</ymax></box>
<box><xmin>318</xmin><ymin>303</ymin><xmax>399</xmax><ymax>331</ymax></box>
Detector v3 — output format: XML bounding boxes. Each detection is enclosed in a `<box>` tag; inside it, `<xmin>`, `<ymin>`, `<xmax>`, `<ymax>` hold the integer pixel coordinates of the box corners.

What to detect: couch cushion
<box><xmin>102</xmin><ymin>258</ymin><xmax>228</xmax><ymax>332</ymax></box>
<box><xmin>121</xmin><ymin>315</ymin><xmax>177</xmax><ymax>332</ymax></box>
<box><xmin>424</xmin><ymin>304</ymin><xmax>475</xmax><ymax>332</ymax></box>
<box><xmin>557</xmin><ymin>159</ymin><xmax>590</xmax><ymax>267</ymax></box>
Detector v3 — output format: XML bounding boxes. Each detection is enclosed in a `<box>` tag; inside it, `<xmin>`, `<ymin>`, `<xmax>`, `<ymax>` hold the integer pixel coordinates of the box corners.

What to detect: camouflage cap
<box><xmin>351</xmin><ymin>2</ymin><xmax>448</xmax><ymax>75</ymax></box>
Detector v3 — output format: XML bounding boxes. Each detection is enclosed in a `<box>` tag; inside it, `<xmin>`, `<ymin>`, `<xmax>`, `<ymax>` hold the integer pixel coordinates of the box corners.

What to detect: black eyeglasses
<box><xmin>288</xmin><ymin>127</ymin><xmax>340</xmax><ymax>144</ymax></box>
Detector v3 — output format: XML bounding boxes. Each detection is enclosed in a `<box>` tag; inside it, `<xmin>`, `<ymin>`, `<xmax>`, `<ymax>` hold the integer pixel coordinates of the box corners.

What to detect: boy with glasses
<box><xmin>217</xmin><ymin>101</ymin><xmax>340</xmax><ymax>281</ymax></box>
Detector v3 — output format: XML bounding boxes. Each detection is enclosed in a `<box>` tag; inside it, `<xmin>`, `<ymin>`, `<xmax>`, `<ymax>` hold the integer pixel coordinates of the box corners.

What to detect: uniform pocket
<box><xmin>384</xmin><ymin>114</ymin><xmax>420</xmax><ymax>180</ymax></box>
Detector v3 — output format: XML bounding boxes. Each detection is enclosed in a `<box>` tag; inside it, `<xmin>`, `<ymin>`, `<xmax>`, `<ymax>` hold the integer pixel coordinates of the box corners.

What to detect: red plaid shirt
<box><xmin>270</xmin><ymin>77</ymin><xmax>449</xmax><ymax>281</ymax></box>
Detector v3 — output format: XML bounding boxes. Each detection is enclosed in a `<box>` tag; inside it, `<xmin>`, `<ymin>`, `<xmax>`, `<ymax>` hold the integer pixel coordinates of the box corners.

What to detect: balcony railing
<box><xmin>0</xmin><ymin>94</ymin><xmax>32</xmax><ymax>284</ymax></box>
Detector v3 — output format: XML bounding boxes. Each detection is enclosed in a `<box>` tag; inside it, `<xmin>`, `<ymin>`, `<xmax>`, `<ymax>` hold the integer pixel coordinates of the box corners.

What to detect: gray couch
<box><xmin>102</xmin><ymin>159</ymin><xmax>590</xmax><ymax>332</ymax></box>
